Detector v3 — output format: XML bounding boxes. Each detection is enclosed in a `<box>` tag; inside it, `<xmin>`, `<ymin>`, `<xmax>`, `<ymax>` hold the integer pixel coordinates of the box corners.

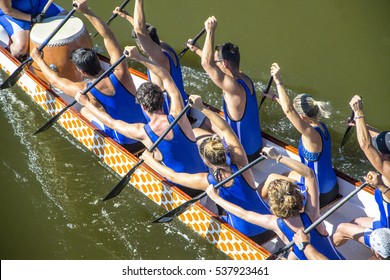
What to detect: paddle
<box><xmin>258</xmin><ymin>76</ymin><xmax>274</xmax><ymax>110</ymax></box>
<box><xmin>39</xmin><ymin>0</ymin><xmax>55</xmax><ymax>19</ymax></box>
<box><xmin>102</xmin><ymin>102</ymin><xmax>192</xmax><ymax>201</ymax></box>
<box><xmin>33</xmin><ymin>52</ymin><xmax>129</xmax><ymax>135</ymax></box>
<box><xmin>0</xmin><ymin>4</ymin><xmax>78</xmax><ymax>90</ymax></box>
<box><xmin>266</xmin><ymin>181</ymin><xmax>370</xmax><ymax>260</ymax></box>
<box><xmin>340</xmin><ymin>110</ymin><xmax>355</xmax><ymax>148</ymax></box>
<box><xmin>177</xmin><ymin>27</ymin><xmax>206</xmax><ymax>59</ymax></box>
<box><xmin>153</xmin><ymin>155</ymin><xmax>266</xmax><ymax>223</ymax></box>
<box><xmin>93</xmin><ymin>0</ymin><xmax>131</xmax><ymax>38</ymax></box>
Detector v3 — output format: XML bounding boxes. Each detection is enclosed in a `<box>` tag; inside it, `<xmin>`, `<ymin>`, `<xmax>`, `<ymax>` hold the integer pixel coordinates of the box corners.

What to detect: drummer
<box><xmin>0</xmin><ymin>0</ymin><xmax>64</xmax><ymax>59</ymax></box>
<box><xmin>30</xmin><ymin>0</ymin><xmax>147</xmax><ymax>153</ymax></box>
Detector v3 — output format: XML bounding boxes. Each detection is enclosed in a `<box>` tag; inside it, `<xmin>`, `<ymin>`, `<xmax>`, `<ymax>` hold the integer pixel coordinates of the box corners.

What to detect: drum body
<box><xmin>30</xmin><ymin>15</ymin><xmax>93</xmax><ymax>83</ymax></box>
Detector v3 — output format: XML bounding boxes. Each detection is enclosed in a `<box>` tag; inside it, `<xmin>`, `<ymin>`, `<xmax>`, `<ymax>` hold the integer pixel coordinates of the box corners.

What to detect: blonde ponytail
<box><xmin>293</xmin><ymin>94</ymin><xmax>332</xmax><ymax>120</ymax></box>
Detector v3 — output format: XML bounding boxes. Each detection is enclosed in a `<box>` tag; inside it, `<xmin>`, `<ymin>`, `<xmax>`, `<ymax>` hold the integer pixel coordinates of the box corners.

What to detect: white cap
<box><xmin>370</xmin><ymin>228</ymin><xmax>390</xmax><ymax>258</ymax></box>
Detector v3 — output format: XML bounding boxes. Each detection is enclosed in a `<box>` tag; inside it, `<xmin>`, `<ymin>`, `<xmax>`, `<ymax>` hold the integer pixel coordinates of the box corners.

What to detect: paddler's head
<box><xmin>70</xmin><ymin>48</ymin><xmax>102</xmax><ymax>78</ymax></box>
<box><xmin>135</xmin><ymin>82</ymin><xmax>164</xmax><ymax>114</ymax></box>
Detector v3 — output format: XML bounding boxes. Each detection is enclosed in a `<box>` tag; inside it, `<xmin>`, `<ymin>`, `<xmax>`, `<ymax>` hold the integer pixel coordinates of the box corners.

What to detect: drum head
<box><xmin>30</xmin><ymin>15</ymin><xmax>87</xmax><ymax>47</ymax></box>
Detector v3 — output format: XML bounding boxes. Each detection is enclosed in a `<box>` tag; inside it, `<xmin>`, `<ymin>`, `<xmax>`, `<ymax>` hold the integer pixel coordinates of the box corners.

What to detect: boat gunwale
<box><xmin>0</xmin><ymin>45</ymin><xmax>274</xmax><ymax>260</ymax></box>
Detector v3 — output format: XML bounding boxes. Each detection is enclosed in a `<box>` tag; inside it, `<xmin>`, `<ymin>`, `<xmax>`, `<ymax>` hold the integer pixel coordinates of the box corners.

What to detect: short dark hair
<box><xmin>131</xmin><ymin>23</ymin><xmax>161</xmax><ymax>46</ymax></box>
<box><xmin>70</xmin><ymin>48</ymin><xmax>101</xmax><ymax>77</ymax></box>
<box><xmin>136</xmin><ymin>82</ymin><xmax>164</xmax><ymax>113</ymax></box>
<box><xmin>215</xmin><ymin>42</ymin><xmax>240</xmax><ymax>68</ymax></box>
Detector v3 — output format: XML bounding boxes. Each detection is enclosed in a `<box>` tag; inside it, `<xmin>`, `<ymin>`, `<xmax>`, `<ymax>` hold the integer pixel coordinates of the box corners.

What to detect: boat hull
<box><xmin>0</xmin><ymin>40</ymin><xmax>377</xmax><ymax>259</ymax></box>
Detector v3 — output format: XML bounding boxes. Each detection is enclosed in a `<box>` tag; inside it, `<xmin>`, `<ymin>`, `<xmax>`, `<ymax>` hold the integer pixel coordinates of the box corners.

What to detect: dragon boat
<box><xmin>0</xmin><ymin>17</ymin><xmax>377</xmax><ymax>260</ymax></box>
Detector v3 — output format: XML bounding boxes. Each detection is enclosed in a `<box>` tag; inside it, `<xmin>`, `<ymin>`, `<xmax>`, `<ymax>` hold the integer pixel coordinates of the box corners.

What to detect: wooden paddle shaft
<box><xmin>42</xmin><ymin>0</ymin><xmax>55</xmax><ymax>14</ymax></box>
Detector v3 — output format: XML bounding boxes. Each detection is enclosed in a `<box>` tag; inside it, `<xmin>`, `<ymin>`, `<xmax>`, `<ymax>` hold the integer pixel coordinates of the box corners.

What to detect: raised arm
<box><xmin>270</xmin><ymin>63</ymin><xmax>321</xmax><ymax>147</ymax></box>
<box><xmin>188</xmin><ymin>95</ymin><xmax>246</xmax><ymax>164</ymax></box>
<box><xmin>133</xmin><ymin>0</ymin><xmax>168</xmax><ymax>69</ymax></box>
<box><xmin>124</xmin><ymin>46</ymin><xmax>184</xmax><ymax>115</ymax></box>
<box><xmin>113</xmin><ymin>6</ymin><xmax>134</xmax><ymax>26</ymax></box>
<box><xmin>140</xmin><ymin>150</ymin><xmax>208</xmax><ymax>190</ymax></box>
<box><xmin>262</xmin><ymin>147</ymin><xmax>319</xmax><ymax>216</ymax></box>
<box><xmin>349</xmin><ymin>95</ymin><xmax>390</xmax><ymax>181</ymax></box>
<box><xmin>200</xmin><ymin>16</ymin><xmax>242</xmax><ymax>97</ymax></box>
<box><xmin>74</xmin><ymin>0</ymin><xmax>125</xmax><ymax>68</ymax></box>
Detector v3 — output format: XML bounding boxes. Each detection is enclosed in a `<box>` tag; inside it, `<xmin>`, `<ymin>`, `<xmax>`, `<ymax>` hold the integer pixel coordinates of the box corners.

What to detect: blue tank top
<box><xmin>7</xmin><ymin>0</ymin><xmax>40</xmax><ymax>14</ymax></box>
<box><xmin>298</xmin><ymin>123</ymin><xmax>337</xmax><ymax>195</ymax></box>
<box><xmin>145</xmin><ymin>46</ymin><xmax>188</xmax><ymax>119</ymax></box>
<box><xmin>207</xmin><ymin>164</ymin><xmax>270</xmax><ymax>237</ymax></box>
<box><xmin>144</xmin><ymin>115</ymin><xmax>208</xmax><ymax>174</ymax></box>
<box><xmin>88</xmin><ymin>72</ymin><xmax>147</xmax><ymax>145</ymax></box>
<box><xmin>222</xmin><ymin>77</ymin><xmax>262</xmax><ymax>157</ymax></box>
<box><xmin>373</xmin><ymin>188</ymin><xmax>390</xmax><ymax>229</ymax></box>
<box><xmin>277</xmin><ymin>212</ymin><xmax>345</xmax><ymax>260</ymax></box>
<box><xmin>0</xmin><ymin>0</ymin><xmax>62</xmax><ymax>17</ymax></box>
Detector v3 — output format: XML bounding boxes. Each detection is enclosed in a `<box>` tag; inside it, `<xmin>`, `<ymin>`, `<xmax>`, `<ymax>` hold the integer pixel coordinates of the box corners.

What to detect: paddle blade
<box><xmin>0</xmin><ymin>59</ymin><xmax>32</xmax><ymax>89</ymax></box>
<box><xmin>258</xmin><ymin>96</ymin><xmax>266</xmax><ymax>110</ymax></box>
<box><xmin>340</xmin><ymin>111</ymin><xmax>355</xmax><ymax>148</ymax></box>
<box><xmin>33</xmin><ymin>101</ymin><xmax>74</xmax><ymax>135</ymax></box>
<box><xmin>258</xmin><ymin>76</ymin><xmax>273</xmax><ymax>110</ymax></box>
<box><xmin>102</xmin><ymin>160</ymin><xmax>143</xmax><ymax>201</ymax></box>
<box><xmin>102</xmin><ymin>172</ymin><xmax>132</xmax><ymax>201</ymax></box>
<box><xmin>265</xmin><ymin>254</ymin><xmax>279</xmax><ymax>260</ymax></box>
<box><xmin>340</xmin><ymin>127</ymin><xmax>354</xmax><ymax>148</ymax></box>
<box><xmin>152</xmin><ymin>198</ymin><xmax>197</xmax><ymax>223</ymax></box>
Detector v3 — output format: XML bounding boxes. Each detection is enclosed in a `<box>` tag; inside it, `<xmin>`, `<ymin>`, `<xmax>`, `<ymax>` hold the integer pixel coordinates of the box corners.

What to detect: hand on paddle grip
<box><xmin>32</xmin><ymin>13</ymin><xmax>46</xmax><ymax>24</ymax></box>
<box><xmin>261</xmin><ymin>146</ymin><xmax>280</xmax><ymax>161</ymax></box>
<box><xmin>188</xmin><ymin>95</ymin><xmax>204</xmax><ymax>111</ymax></box>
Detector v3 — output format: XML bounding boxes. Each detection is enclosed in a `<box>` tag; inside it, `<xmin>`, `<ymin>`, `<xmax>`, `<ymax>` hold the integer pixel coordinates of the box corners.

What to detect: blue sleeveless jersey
<box><xmin>373</xmin><ymin>188</ymin><xmax>390</xmax><ymax>228</ymax></box>
<box><xmin>298</xmin><ymin>123</ymin><xmax>338</xmax><ymax>195</ymax></box>
<box><xmin>145</xmin><ymin>46</ymin><xmax>188</xmax><ymax>120</ymax></box>
<box><xmin>364</xmin><ymin>188</ymin><xmax>390</xmax><ymax>247</ymax></box>
<box><xmin>89</xmin><ymin>72</ymin><xmax>147</xmax><ymax>145</ymax></box>
<box><xmin>207</xmin><ymin>164</ymin><xmax>270</xmax><ymax>237</ymax></box>
<box><xmin>0</xmin><ymin>0</ymin><xmax>63</xmax><ymax>36</ymax></box>
<box><xmin>223</xmin><ymin>77</ymin><xmax>262</xmax><ymax>157</ymax></box>
<box><xmin>277</xmin><ymin>212</ymin><xmax>345</xmax><ymax>260</ymax></box>
<box><xmin>144</xmin><ymin>115</ymin><xmax>207</xmax><ymax>174</ymax></box>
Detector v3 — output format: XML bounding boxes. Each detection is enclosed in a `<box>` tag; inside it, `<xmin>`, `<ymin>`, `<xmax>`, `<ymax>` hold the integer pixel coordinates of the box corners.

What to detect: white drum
<box><xmin>30</xmin><ymin>15</ymin><xmax>93</xmax><ymax>82</ymax></box>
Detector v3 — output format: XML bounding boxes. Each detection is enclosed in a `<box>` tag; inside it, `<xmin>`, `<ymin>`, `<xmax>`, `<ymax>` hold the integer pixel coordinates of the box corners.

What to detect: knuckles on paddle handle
<box><xmin>32</xmin><ymin>13</ymin><xmax>46</xmax><ymax>24</ymax></box>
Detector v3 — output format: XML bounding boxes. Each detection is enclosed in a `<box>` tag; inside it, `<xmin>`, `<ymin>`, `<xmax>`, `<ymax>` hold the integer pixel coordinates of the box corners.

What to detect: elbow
<box><xmin>201</xmin><ymin>59</ymin><xmax>212</xmax><ymax>70</ymax></box>
<box><xmin>305</xmin><ymin>168</ymin><xmax>315</xmax><ymax>181</ymax></box>
<box><xmin>283</xmin><ymin>104</ymin><xmax>295</xmax><ymax>115</ymax></box>
<box><xmin>359</xmin><ymin>140</ymin><xmax>371</xmax><ymax>151</ymax></box>
<box><xmin>133</xmin><ymin>25</ymin><xmax>145</xmax><ymax>36</ymax></box>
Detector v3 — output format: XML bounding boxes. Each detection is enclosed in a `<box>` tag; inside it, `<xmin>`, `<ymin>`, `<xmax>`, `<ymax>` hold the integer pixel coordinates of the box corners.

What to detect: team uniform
<box><xmin>207</xmin><ymin>164</ymin><xmax>270</xmax><ymax>239</ymax></box>
<box><xmin>277</xmin><ymin>212</ymin><xmax>345</xmax><ymax>260</ymax></box>
<box><xmin>144</xmin><ymin>115</ymin><xmax>208</xmax><ymax>197</ymax></box>
<box><xmin>298</xmin><ymin>123</ymin><xmax>339</xmax><ymax>206</ymax></box>
<box><xmin>364</xmin><ymin>188</ymin><xmax>390</xmax><ymax>248</ymax></box>
<box><xmin>89</xmin><ymin>72</ymin><xmax>147</xmax><ymax>148</ymax></box>
<box><xmin>0</xmin><ymin>0</ymin><xmax>63</xmax><ymax>37</ymax></box>
<box><xmin>223</xmin><ymin>76</ymin><xmax>262</xmax><ymax>162</ymax></box>
<box><xmin>145</xmin><ymin>46</ymin><xmax>188</xmax><ymax>120</ymax></box>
